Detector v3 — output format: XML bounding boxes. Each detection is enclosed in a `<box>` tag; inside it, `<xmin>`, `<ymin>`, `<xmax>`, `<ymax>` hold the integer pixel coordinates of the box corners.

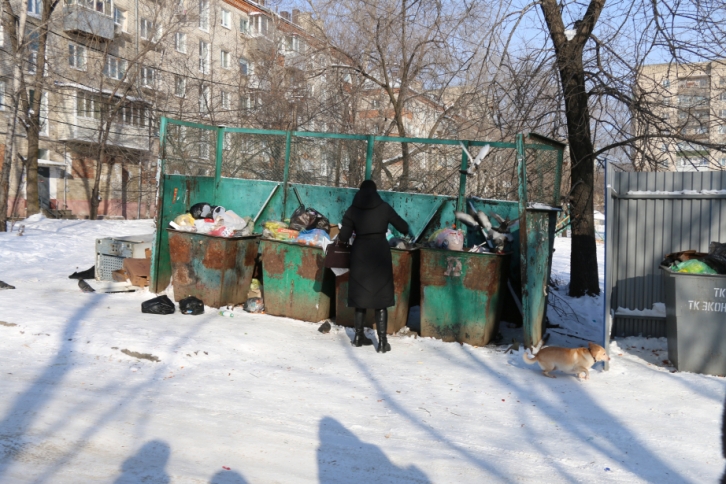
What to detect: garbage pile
<box><xmin>661</xmin><ymin>242</ymin><xmax>726</xmax><ymax>275</ymax></box>
<box><xmin>420</xmin><ymin>206</ymin><xmax>515</xmax><ymax>254</ymax></box>
<box><xmin>169</xmin><ymin>202</ymin><xmax>253</xmax><ymax>238</ymax></box>
<box><xmin>261</xmin><ymin>205</ymin><xmax>332</xmax><ymax>249</ymax></box>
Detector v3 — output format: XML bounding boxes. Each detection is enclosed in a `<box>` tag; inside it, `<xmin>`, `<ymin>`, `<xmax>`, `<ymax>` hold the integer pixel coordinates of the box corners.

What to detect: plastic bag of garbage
<box><xmin>295</xmin><ymin>229</ymin><xmax>331</xmax><ymax>248</ymax></box>
<box><xmin>179</xmin><ymin>296</ymin><xmax>204</xmax><ymax>315</ymax></box>
<box><xmin>308</xmin><ymin>208</ymin><xmax>331</xmax><ymax>233</ymax></box>
<box><xmin>674</xmin><ymin>259</ymin><xmax>717</xmax><ymax>274</ymax></box>
<box><xmin>141</xmin><ymin>295</ymin><xmax>176</xmax><ymax>315</ymax></box>
<box><xmin>173</xmin><ymin>213</ymin><xmax>195</xmax><ymax>227</ymax></box>
<box><xmin>190</xmin><ymin>202</ymin><xmax>213</xmax><ymax>219</ymax></box>
<box><xmin>220</xmin><ymin>210</ymin><xmax>247</xmax><ymax>231</ymax></box>
<box><xmin>289</xmin><ymin>205</ymin><xmax>316</xmax><ymax>231</ymax></box>
<box><xmin>428</xmin><ymin>228</ymin><xmax>464</xmax><ymax>251</ymax></box>
<box><xmin>243</xmin><ymin>297</ymin><xmax>265</xmax><ymax>313</ymax></box>
<box><xmin>702</xmin><ymin>241</ymin><xmax>726</xmax><ymax>274</ymax></box>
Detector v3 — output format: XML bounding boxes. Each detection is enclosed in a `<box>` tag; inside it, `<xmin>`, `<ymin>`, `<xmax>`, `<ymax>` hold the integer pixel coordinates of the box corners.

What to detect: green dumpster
<box><xmin>259</xmin><ymin>239</ymin><xmax>335</xmax><ymax>322</ymax></box>
<box><xmin>335</xmin><ymin>248</ymin><xmax>419</xmax><ymax>334</ymax></box>
<box><xmin>167</xmin><ymin>229</ymin><xmax>260</xmax><ymax>308</ymax></box>
<box><xmin>420</xmin><ymin>248</ymin><xmax>510</xmax><ymax>346</ymax></box>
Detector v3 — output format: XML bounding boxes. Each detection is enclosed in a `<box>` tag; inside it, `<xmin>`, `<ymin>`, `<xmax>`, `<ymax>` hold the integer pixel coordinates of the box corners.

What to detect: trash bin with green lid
<box><xmin>167</xmin><ymin>229</ymin><xmax>260</xmax><ymax>308</ymax></box>
<box><xmin>259</xmin><ymin>238</ymin><xmax>335</xmax><ymax>322</ymax></box>
<box><xmin>661</xmin><ymin>266</ymin><xmax>726</xmax><ymax>376</ymax></box>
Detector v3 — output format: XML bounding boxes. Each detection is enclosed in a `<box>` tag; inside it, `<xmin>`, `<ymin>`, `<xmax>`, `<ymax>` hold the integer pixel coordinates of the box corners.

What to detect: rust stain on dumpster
<box><xmin>463</xmin><ymin>258</ymin><xmax>500</xmax><ymax>293</ymax></box>
<box><xmin>263</xmin><ymin>249</ymin><xmax>286</xmax><ymax>276</ymax></box>
<box><xmin>419</xmin><ymin>251</ymin><xmax>449</xmax><ymax>287</ymax></box>
<box><xmin>297</xmin><ymin>249</ymin><xmax>322</xmax><ymax>280</ymax></box>
<box><xmin>202</xmin><ymin>239</ymin><xmax>236</xmax><ymax>270</ymax></box>
<box><xmin>174</xmin><ymin>265</ymin><xmax>194</xmax><ymax>286</ymax></box>
<box><xmin>168</xmin><ymin>234</ymin><xmax>191</xmax><ymax>263</ymax></box>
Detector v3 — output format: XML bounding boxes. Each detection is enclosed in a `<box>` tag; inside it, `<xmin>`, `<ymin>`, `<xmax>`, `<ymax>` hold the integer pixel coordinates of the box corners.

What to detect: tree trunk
<box><xmin>539</xmin><ymin>0</ymin><xmax>604</xmax><ymax>297</ymax></box>
<box><xmin>90</xmin><ymin>146</ymin><xmax>107</xmax><ymax>220</ymax></box>
<box><xmin>560</xmin><ymin>65</ymin><xmax>600</xmax><ymax>296</ymax></box>
<box><xmin>0</xmin><ymin>2</ymin><xmax>27</xmax><ymax>230</ymax></box>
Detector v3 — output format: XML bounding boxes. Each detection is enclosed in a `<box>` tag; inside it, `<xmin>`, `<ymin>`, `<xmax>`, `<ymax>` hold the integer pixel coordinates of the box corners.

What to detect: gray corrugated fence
<box><xmin>605</xmin><ymin>169</ymin><xmax>726</xmax><ymax>338</ymax></box>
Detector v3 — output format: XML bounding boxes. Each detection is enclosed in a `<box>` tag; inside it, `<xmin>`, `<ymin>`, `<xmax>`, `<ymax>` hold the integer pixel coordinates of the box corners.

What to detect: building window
<box><xmin>239</xmin><ymin>57</ymin><xmax>249</xmax><ymax>75</ymax></box>
<box><xmin>721</xmin><ymin>92</ymin><xmax>726</xmax><ymax>101</ymax></box>
<box><xmin>174</xmin><ymin>32</ymin><xmax>186</xmax><ymax>53</ymax></box>
<box><xmin>198</xmin><ymin>0</ymin><xmax>209</xmax><ymax>31</ymax></box>
<box><xmin>220</xmin><ymin>8</ymin><xmax>231</xmax><ymax>28</ymax></box>
<box><xmin>141</xmin><ymin>66</ymin><xmax>156</xmax><ymax>87</ymax></box>
<box><xmin>199</xmin><ymin>142</ymin><xmax>209</xmax><ymax>160</ymax></box>
<box><xmin>199</xmin><ymin>84</ymin><xmax>210</xmax><ymax>115</ymax></box>
<box><xmin>118</xmin><ymin>104</ymin><xmax>148</xmax><ymax>127</ymax></box>
<box><xmin>220</xmin><ymin>50</ymin><xmax>230</xmax><ymax>69</ymax></box>
<box><xmin>174</xmin><ymin>75</ymin><xmax>186</xmax><ymax>97</ymax></box>
<box><xmin>660</xmin><ymin>143</ymin><xmax>668</xmax><ymax>152</ymax></box>
<box><xmin>26</xmin><ymin>31</ymin><xmax>38</xmax><ymax>73</ymax></box>
<box><xmin>27</xmin><ymin>0</ymin><xmax>40</xmax><ymax>15</ymax></box>
<box><xmin>140</xmin><ymin>18</ymin><xmax>154</xmax><ymax>39</ymax></box>
<box><xmin>720</xmin><ymin>158</ymin><xmax>726</xmax><ymax>167</ymax></box>
<box><xmin>68</xmin><ymin>43</ymin><xmax>86</xmax><ymax>70</ymax></box>
<box><xmin>286</xmin><ymin>35</ymin><xmax>299</xmax><ymax>53</ymax></box>
<box><xmin>661</xmin><ymin>78</ymin><xmax>670</xmax><ymax>88</ymax></box>
<box><xmin>77</xmin><ymin>90</ymin><xmax>102</xmax><ymax>119</ymax></box>
<box><xmin>720</xmin><ymin>125</ymin><xmax>726</xmax><ymax>135</ymax></box>
<box><xmin>67</xmin><ymin>0</ymin><xmax>112</xmax><ymax>15</ymax></box>
<box><xmin>0</xmin><ymin>80</ymin><xmax>5</xmax><ymax>110</ymax></box>
<box><xmin>0</xmin><ymin>24</ymin><xmax>4</xmax><ymax>48</ymax></box>
<box><xmin>113</xmin><ymin>7</ymin><xmax>126</xmax><ymax>30</ymax></box>
<box><xmin>199</xmin><ymin>40</ymin><xmax>209</xmax><ymax>73</ymax></box>
<box><xmin>221</xmin><ymin>91</ymin><xmax>230</xmax><ymax>109</ymax></box>
<box><xmin>250</xmin><ymin>14</ymin><xmax>269</xmax><ymax>36</ymax></box>
<box><xmin>103</xmin><ymin>55</ymin><xmax>126</xmax><ymax>80</ymax></box>
<box><xmin>239</xmin><ymin>18</ymin><xmax>248</xmax><ymax>34</ymax></box>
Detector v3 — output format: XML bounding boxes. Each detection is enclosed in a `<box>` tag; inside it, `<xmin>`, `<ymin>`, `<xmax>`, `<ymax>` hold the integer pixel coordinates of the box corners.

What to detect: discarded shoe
<box><xmin>78</xmin><ymin>280</ymin><xmax>95</xmax><ymax>293</ymax></box>
<box><xmin>0</xmin><ymin>280</ymin><xmax>15</xmax><ymax>290</ymax></box>
<box><xmin>69</xmin><ymin>266</ymin><xmax>95</xmax><ymax>279</ymax></box>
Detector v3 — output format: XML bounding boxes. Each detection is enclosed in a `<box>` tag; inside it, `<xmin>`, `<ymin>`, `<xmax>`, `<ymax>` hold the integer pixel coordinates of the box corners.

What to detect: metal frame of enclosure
<box><xmin>151</xmin><ymin>117</ymin><xmax>565</xmax><ymax>347</ymax></box>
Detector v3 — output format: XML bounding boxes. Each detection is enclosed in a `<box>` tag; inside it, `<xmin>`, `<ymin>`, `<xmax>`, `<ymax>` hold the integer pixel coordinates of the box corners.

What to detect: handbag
<box><xmin>324</xmin><ymin>240</ymin><xmax>351</xmax><ymax>268</ymax></box>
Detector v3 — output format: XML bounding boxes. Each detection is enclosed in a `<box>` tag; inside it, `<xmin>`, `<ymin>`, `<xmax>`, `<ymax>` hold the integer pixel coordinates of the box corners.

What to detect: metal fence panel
<box><xmin>606</xmin><ymin>170</ymin><xmax>726</xmax><ymax>337</ymax></box>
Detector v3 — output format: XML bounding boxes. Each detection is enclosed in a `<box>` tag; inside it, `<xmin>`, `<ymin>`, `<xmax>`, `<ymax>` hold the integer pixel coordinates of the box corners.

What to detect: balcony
<box><xmin>60</xmin><ymin>117</ymin><xmax>149</xmax><ymax>151</ymax></box>
<box><xmin>63</xmin><ymin>5</ymin><xmax>115</xmax><ymax>40</ymax></box>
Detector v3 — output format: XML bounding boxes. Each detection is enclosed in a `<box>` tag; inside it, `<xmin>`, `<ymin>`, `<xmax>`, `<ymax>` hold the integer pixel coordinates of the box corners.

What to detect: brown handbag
<box><xmin>324</xmin><ymin>241</ymin><xmax>351</xmax><ymax>268</ymax></box>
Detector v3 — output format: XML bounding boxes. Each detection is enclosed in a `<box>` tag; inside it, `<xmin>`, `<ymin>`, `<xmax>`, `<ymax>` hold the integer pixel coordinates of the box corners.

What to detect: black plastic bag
<box><xmin>703</xmin><ymin>241</ymin><xmax>726</xmax><ymax>274</ymax></box>
<box><xmin>289</xmin><ymin>205</ymin><xmax>316</xmax><ymax>231</ymax></box>
<box><xmin>141</xmin><ymin>295</ymin><xmax>176</xmax><ymax>315</ymax></box>
<box><xmin>189</xmin><ymin>202</ymin><xmax>213</xmax><ymax>219</ymax></box>
<box><xmin>308</xmin><ymin>207</ymin><xmax>331</xmax><ymax>233</ymax></box>
<box><xmin>179</xmin><ymin>296</ymin><xmax>204</xmax><ymax>315</ymax></box>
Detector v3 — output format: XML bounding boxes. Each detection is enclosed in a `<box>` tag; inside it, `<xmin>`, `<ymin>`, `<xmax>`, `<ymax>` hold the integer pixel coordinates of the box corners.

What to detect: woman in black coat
<box><xmin>338</xmin><ymin>180</ymin><xmax>410</xmax><ymax>353</ymax></box>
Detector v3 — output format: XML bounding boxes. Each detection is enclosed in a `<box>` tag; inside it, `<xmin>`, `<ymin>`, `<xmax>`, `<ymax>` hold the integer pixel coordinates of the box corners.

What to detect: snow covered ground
<box><xmin>0</xmin><ymin>218</ymin><xmax>724</xmax><ymax>483</ymax></box>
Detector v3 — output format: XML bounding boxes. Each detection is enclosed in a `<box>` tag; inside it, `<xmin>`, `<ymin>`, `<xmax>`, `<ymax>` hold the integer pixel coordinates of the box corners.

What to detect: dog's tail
<box><xmin>522</xmin><ymin>349</ymin><xmax>537</xmax><ymax>365</ymax></box>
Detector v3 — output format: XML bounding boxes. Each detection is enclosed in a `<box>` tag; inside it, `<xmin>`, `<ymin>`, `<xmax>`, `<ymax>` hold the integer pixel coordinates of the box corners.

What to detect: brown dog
<box><xmin>523</xmin><ymin>339</ymin><xmax>610</xmax><ymax>380</ymax></box>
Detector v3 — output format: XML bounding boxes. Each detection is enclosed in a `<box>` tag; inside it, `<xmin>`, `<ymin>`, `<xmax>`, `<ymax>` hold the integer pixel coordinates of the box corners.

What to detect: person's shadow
<box><xmin>113</xmin><ymin>440</ymin><xmax>171</xmax><ymax>484</ymax></box>
<box><xmin>317</xmin><ymin>416</ymin><xmax>430</xmax><ymax>483</ymax></box>
<box><xmin>210</xmin><ymin>469</ymin><xmax>249</xmax><ymax>484</ymax></box>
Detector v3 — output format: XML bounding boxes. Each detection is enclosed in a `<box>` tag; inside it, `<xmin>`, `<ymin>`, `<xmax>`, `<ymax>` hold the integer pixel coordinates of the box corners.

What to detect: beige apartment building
<box><xmin>635</xmin><ymin>60</ymin><xmax>726</xmax><ymax>172</ymax></box>
<box><xmin>2</xmin><ymin>0</ymin><xmax>316</xmax><ymax>219</ymax></box>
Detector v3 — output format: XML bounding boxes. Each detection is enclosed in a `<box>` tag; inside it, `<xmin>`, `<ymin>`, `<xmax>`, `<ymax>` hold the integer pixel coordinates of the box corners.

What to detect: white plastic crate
<box><xmin>95</xmin><ymin>234</ymin><xmax>154</xmax><ymax>281</ymax></box>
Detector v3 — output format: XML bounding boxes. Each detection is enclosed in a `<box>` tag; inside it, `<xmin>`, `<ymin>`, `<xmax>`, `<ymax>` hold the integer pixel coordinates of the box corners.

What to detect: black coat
<box><xmin>339</xmin><ymin>187</ymin><xmax>409</xmax><ymax>309</ymax></box>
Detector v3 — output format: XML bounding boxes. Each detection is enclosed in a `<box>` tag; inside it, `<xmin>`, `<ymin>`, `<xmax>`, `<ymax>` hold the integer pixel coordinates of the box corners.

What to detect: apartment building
<box><xmin>2</xmin><ymin>0</ymin><xmax>316</xmax><ymax>219</ymax></box>
<box><xmin>635</xmin><ymin>60</ymin><xmax>726</xmax><ymax>171</ymax></box>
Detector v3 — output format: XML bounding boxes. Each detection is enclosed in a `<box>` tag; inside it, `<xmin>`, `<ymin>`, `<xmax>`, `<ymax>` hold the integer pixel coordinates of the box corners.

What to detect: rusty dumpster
<box><xmin>167</xmin><ymin>229</ymin><xmax>260</xmax><ymax>308</ymax></box>
<box><xmin>335</xmin><ymin>248</ymin><xmax>419</xmax><ymax>334</ymax></box>
<box><xmin>419</xmin><ymin>248</ymin><xmax>510</xmax><ymax>346</ymax></box>
<box><xmin>259</xmin><ymin>238</ymin><xmax>335</xmax><ymax>322</ymax></box>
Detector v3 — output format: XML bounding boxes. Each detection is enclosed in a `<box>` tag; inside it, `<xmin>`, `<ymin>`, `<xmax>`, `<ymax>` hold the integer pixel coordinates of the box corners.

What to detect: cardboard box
<box><xmin>122</xmin><ymin>258</ymin><xmax>151</xmax><ymax>287</ymax></box>
<box><xmin>112</xmin><ymin>269</ymin><xmax>129</xmax><ymax>282</ymax></box>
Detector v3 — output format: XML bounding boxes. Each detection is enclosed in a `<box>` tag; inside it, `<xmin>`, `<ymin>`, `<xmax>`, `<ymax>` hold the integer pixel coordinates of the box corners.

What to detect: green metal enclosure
<box><xmin>150</xmin><ymin>118</ymin><xmax>564</xmax><ymax>346</ymax></box>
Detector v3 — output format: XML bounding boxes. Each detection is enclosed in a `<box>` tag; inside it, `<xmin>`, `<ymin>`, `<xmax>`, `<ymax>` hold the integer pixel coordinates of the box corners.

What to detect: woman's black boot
<box><xmin>375</xmin><ymin>309</ymin><xmax>391</xmax><ymax>353</ymax></box>
<box><xmin>353</xmin><ymin>308</ymin><xmax>373</xmax><ymax>347</ymax></box>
